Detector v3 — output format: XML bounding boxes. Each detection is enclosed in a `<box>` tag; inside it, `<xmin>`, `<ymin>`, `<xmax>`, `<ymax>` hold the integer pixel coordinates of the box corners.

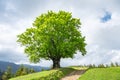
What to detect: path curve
<box><xmin>61</xmin><ymin>70</ymin><xmax>86</xmax><ymax>80</ymax></box>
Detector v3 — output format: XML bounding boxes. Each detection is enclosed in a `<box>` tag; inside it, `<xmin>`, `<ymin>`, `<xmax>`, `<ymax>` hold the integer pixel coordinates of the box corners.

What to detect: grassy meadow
<box><xmin>9</xmin><ymin>66</ymin><xmax>120</xmax><ymax>80</ymax></box>
<box><xmin>78</xmin><ymin>67</ymin><xmax>120</xmax><ymax>80</ymax></box>
<box><xmin>9</xmin><ymin>68</ymin><xmax>75</xmax><ymax>80</ymax></box>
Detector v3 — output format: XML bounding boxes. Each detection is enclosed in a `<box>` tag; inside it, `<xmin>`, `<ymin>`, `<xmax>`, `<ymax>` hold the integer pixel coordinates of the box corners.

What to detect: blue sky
<box><xmin>0</xmin><ymin>0</ymin><xmax>120</xmax><ymax>67</ymax></box>
<box><xmin>101</xmin><ymin>11</ymin><xmax>111</xmax><ymax>22</ymax></box>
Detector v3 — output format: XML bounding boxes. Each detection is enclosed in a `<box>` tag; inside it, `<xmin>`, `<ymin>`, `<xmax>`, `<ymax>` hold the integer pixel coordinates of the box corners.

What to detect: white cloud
<box><xmin>0</xmin><ymin>0</ymin><xmax>120</xmax><ymax>67</ymax></box>
<box><xmin>5</xmin><ymin>1</ymin><xmax>16</xmax><ymax>11</ymax></box>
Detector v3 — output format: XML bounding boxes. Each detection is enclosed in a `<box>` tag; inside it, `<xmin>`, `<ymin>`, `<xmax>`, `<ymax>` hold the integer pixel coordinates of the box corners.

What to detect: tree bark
<box><xmin>52</xmin><ymin>58</ymin><xmax>61</xmax><ymax>69</ymax></box>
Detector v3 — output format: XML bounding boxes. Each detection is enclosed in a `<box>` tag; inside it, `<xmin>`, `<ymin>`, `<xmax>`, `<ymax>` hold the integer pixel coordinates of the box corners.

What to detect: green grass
<box><xmin>78</xmin><ymin>67</ymin><xmax>120</xmax><ymax>80</ymax></box>
<box><xmin>9</xmin><ymin>68</ymin><xmax>75</xmax><ymax>80</ymax></box>
<box><xmin>11</xmin><ymin>66</ymin><xmax>120</xmax><ymax>80</ymax></box>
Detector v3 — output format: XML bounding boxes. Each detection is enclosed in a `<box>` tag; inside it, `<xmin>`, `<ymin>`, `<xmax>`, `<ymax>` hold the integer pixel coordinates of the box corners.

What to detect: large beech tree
<box><xmin>17</xmin><ymin>11</ymin><xmax>86</xmax><ymax>69</ymax></box>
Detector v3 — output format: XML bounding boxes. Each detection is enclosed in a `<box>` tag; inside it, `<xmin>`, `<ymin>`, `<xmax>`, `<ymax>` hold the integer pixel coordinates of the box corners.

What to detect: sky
<box><xmin>0</xmin><ymin>0</ymin><xmax>120</xmax><ymax>67</ymax></box>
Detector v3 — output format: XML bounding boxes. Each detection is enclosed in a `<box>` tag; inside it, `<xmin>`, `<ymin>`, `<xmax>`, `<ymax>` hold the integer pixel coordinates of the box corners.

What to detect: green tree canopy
<box><xmin>17</xmin><ymin>10</ymin><xmax>86</xmax><ymax>68</ymax></box>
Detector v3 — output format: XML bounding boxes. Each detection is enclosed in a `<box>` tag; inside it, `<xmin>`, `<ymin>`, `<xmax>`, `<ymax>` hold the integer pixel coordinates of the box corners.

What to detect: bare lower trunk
<box><xmin>52</xmin><ymin>58</ymin><xmax>60</xmax><ymax>69</ymax></box>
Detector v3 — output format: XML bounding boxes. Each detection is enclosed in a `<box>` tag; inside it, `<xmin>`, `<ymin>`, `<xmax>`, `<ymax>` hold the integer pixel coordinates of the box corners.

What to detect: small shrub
<box><xmin>98</xmin><ymin>64</ymin><xmax>105</xmax><ymax>68</ymax></box>
<box><xmin>115</xmin><ymin>62</ymin><xmax>119</xmax><ymax>67</ymax></box>
<box><xmin>110</xmin><ymin>62</ymin><xmax>115</xmax><ymax>67</ymax></box>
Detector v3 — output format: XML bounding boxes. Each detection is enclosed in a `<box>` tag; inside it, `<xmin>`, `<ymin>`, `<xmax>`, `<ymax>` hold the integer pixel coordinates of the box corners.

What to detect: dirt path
<box><xmin>61</xmin><ymin>70</ymin><xmax>86</xmax><ymax>80</ymax></box>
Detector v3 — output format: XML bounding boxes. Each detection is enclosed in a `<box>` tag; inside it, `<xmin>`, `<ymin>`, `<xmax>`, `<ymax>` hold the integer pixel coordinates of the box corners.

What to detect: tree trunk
<box><xmin>52</xmin><ymin>58</ymin><xmax>60</xmax><ymax>69</ymax></box>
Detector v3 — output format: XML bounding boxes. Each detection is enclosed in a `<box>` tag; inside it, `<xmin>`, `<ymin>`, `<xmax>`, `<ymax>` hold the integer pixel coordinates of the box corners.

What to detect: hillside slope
<box><xmin>9</xmin><ymin>68</ymin><xmax>75</xmax><ymax>80</ymax></box>
<box><xmin>78</xmin><ymin>67</ymin><xmax>120</xmax><ymax>80</ymax></box>
<box><xmin>10</xmin><ymin>67</ymin><xmax>120</xmax><ymax>80</ymax></box>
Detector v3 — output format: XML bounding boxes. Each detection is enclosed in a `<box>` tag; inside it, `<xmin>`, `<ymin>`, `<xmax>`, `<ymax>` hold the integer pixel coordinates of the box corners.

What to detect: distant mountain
<box><xmin>0</xmin><ymin>61</ymin><xmax>19</xmax><ymax>73</ymax></box>
<box><xmin>0</xmin><ymin>61</ymin><xmax>49</xmax><ymax>73</ymax></box>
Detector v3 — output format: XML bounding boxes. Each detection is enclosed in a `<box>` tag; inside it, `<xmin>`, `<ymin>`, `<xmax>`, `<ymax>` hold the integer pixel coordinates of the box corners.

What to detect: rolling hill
<box><xmin>9</xmin><ymin>68</ymin><xmax>75</xmax><ymax>80</ymax></box>
<box><xmin>9</xmin><ymin>67</ymin><xmax>120</xmax><ymax>80</ymax></box>
<box><xmin>9</xmin><ymin>67</ymin><xmax>87</xmax><ymax>80</ymax></box>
